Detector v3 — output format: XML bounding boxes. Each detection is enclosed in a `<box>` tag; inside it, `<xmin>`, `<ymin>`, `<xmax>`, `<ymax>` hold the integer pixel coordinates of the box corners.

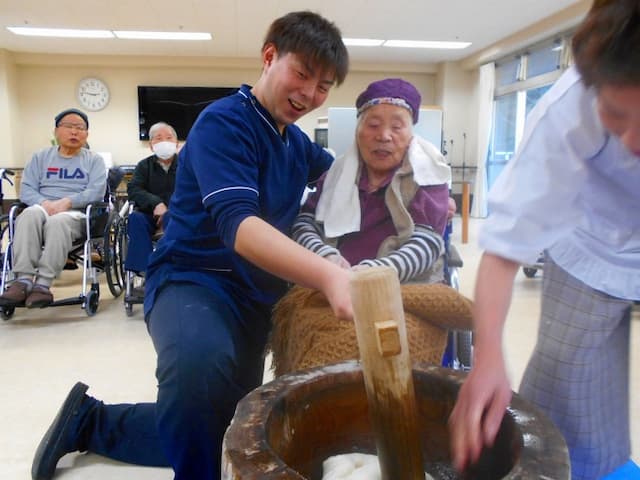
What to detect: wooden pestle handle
<box><xmin>350</xmin><ymin>266</ymin><xmax>425</xmax><ymax>480</ymax></box>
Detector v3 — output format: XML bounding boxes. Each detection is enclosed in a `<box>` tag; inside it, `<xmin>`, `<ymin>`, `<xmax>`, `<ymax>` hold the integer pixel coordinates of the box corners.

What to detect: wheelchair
<box><xmin>0</xmin><ymin>174</ymin><xmax>125</xmax><ymax>320</ymax></box>
<box><xmin>104</xmin><ymin>200</ymin><xmax>157</xmax><ymax>317</ymax></box>
<box><xmin>0</xmin><ymin>169</ymin><xmax>16</xmax><ymax>274</ymax></box>
<box><xmin>441</xmin><ymin>219</ymin><xmax>473</xmax><ymax>371</ymax></box>
<box><xmin>522</xmin><ymin>252</ymin><xmax>545</xmax><ymax>278</ymax></box>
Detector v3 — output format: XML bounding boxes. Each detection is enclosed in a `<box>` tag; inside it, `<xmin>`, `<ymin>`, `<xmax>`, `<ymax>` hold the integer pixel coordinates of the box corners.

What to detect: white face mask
<box><xmin>152</xmin><ymin>141</ymin><xmax>177</xmax><ymax>160</ymax></box>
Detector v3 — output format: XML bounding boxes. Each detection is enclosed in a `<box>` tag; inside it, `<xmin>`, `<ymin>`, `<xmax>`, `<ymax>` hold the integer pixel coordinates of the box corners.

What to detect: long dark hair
<box><xmin>572</xmin><ymin>0</ymin><xmax>640</xmax><ymax>87</ymax></box>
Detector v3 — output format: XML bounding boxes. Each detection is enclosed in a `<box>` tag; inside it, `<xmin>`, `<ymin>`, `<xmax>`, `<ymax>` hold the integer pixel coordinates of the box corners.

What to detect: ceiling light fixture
<box><xmin>7</xmin><ymin>26</ymin><xmax>114</xmax><ymax>38</ymax></box>
<box><xmin>6</xmin><ymin>26</ymin><xmax>212</xmax><ymax>41</ymax></box>
<box><xmin>384</xmin><ymin>40</ymin><xmax>471</xmax><ymax>49</ymax></box>
<box><xmin>113</xmin><ymin>31</ymin><xmax>211</xmax><ymax>40</ymax></box>
<box><xmin>342</xmin><ymin>38</ymin><xmax>384</xmax><ymax>47</ymax></box>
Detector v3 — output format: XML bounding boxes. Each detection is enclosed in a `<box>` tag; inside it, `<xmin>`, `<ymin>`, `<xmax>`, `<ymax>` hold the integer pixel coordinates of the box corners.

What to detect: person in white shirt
<box><xmin>449</xmin><ymin>1</ymin><xmax>640</xmax><ymax>478</ymax></box>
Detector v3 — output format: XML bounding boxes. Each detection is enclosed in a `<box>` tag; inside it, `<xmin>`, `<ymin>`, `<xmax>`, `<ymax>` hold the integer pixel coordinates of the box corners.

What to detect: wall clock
<box><xmin>77</xmin><ymin>77</ymin><xmax>110</xmax><ymax>111</ymax></box>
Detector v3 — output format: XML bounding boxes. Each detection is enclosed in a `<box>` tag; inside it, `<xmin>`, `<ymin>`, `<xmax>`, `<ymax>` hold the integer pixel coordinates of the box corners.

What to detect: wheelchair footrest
<box><xmin>50</xmin><ymin>296</ymin><xmax>85</xmax><ymax>307</ymax></box>
<box><xmin>125</xmin><ymin>294</ymin><xmax>144</xmax><ymax>304</ymax></box>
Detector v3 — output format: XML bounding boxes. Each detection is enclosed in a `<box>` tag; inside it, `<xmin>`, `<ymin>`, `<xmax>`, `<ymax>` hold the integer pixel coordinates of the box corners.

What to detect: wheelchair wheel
<box><xmin>0</xmin><ymin>213</ymin><xmax>10</xmax><ymax>267</ymax></box>
<box><xmin>0</xmin><ymin>305</ymin><xmax>14</xmax><ymax>321</ymax></box>
<box><xmin>125</xmin><ymin>300</ymin><xmax>134</xmax><ymax>317</ymax></box>
<box><xmin>447</xmin><ymin>266</ymin><xmax>460</xmax><ymax>291</ymax></box>
<box><xmin>103</xmin><ymin>211</ymin><xmax>124</xmax><ymax>298</ymax></box>
<box><xmin>84</xmin><ymin>288</ymin><xmax>99</xmax><ymax>316</ymax></box>
<box><xmin>116</xmin><ymin>215</ymin><xmax>128</xmax><ymax>287</ymax></box>
<box><xmin>523</xmin><ymin>267</ymin><xmax>538</xmax><ymax>278</ymax></box>
<box><xmin>455</xmin><ymin>331</ymin><xmax>473</xmax><ymax>370</ymax></box>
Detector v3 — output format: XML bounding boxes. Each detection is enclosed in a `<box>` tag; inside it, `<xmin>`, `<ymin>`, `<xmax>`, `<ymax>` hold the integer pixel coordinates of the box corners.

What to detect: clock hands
<box><xmin>78</xmin><ymin>78</ymin><xmax>109</xmax><ymax>110</ymax></box>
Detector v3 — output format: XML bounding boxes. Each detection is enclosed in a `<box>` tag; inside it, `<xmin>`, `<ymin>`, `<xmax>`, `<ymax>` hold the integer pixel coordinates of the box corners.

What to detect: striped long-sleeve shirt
<box><xmin>292</xmin><ymin>212</ymin><xmax>445</xmax><ymax>284</ymax></box>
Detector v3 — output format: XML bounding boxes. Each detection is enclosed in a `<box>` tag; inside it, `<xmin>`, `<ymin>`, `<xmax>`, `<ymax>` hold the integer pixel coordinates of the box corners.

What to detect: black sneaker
<box><xmin>32</xmin><ymin>382</ymin><xmax>89</xmax><ymax>480</ymax></box>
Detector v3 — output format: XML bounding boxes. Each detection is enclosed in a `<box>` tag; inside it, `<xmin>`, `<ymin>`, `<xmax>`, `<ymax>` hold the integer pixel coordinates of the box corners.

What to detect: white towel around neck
<box><xmin>315</xmin><ymin>135</ymin><xmax>450</xmax><ymax>239</ymax></box>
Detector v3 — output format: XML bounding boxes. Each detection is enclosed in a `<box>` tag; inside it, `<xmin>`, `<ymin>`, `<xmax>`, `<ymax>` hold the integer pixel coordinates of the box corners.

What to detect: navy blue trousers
<box><xmin>77</xmin><ymin>282</ymin><xmax>271</xmax><ymax>479</ymax></box>
<box><xmin>123</xmin><ymin>211</ymin><xmax>156</xmax><ymax>273</ymax></box>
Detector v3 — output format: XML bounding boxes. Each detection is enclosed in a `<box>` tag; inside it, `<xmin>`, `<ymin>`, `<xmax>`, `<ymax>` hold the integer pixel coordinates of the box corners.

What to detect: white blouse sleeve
<box><xmin>479</xmin><ymin>67</ymin><xmax>607</xmax><ymax>265</ymax></box>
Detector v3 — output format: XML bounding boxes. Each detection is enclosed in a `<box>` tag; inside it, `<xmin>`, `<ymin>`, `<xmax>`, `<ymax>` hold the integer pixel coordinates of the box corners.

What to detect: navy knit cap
<box><xmin>355</xmin><ymin>78</ymin><xmax>421</xmax><ymax>124</ymax></box>
<box><xmin>55</xmin><ymin>108</ymin><xmax>89</xmax><ymax>129</ymax></box>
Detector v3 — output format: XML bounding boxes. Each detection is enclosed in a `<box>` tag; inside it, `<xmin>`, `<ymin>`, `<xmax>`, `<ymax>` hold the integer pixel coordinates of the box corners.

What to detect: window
<box><xmin>488</xmin><ymin>93</ymin><xmax>517</xmax><ymax>187</ymax></box>
<box><xmin>526</xmin><ymin>84</ymin><xmax>553</xmax><ymax>116</ymax></box>
<box><xmin>526</xmin><ymin>39</ymin><xmax>562</xmax><ymax>78</ymax></box>
<box><xmin>486</xmin><ymin>32</ymin><xmax>573</xmax><ymax>190</ymax></box>
<box><xmin>496</xmin><ymin>57</ymin><xmax>521</xmax><ymax>86</ymax></box>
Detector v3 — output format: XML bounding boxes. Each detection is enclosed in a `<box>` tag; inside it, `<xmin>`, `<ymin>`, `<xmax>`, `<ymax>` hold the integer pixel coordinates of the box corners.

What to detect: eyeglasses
<box><xmin>57</xmin><ymin>122</ymin><xmax>88</xmax><ymax>132</ymax></box>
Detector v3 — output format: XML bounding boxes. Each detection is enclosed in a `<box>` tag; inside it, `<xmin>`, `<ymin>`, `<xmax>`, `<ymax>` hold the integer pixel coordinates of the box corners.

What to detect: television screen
<box><xmin>138</xmin><ymin>86</ymin><xmax>238</xmax><ymax>140</ymax></box>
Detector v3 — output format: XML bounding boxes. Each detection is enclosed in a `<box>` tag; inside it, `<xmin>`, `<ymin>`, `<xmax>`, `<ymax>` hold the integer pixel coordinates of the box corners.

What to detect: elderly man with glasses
<box><xmin>0</xmin><ymin>108</ymin><xmax>106</xmax><ymax>308</ymax></box>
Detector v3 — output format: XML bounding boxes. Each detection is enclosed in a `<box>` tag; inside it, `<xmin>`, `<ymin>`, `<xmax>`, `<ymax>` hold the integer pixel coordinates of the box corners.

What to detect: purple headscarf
<box><xmin>355</xmin><ymin>78</ymin><xmax>421</xmax><ymax>124</ymax></box>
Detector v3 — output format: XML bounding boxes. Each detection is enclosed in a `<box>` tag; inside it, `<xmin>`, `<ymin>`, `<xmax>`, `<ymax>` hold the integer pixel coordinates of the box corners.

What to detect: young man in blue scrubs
<box><xmin>32</xmin><ymin>11</ymin><xmax>351</xmax><ymax>480</ymax></box>
<box><xmin>450</xmin><ymin>1</ymin><xmax>640</xmax><ymax>478</ymax></box>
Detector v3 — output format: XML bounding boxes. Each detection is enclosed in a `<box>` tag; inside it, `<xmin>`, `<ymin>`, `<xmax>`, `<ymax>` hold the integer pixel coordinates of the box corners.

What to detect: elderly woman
<box><xmin>293</xmin><ymin>77</ymin><xmax>451</xmax><ymax>283</ymax></box>
<box><xmin>271</xmin><ymin>79</ymin><xmax>469</xmax><ymax>379</ymax></box>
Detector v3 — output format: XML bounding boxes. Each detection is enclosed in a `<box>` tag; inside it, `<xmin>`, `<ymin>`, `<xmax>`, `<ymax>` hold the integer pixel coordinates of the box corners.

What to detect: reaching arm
<box><xmin>358</xmin><ymin>224</ymin><xmax>444</xmax><ymax>282</ymax></box>
<box><xmin>291</xmin><ymin>212</ymin><xmax>342</xmax><ymax>257</ymax></box>
<box><xmin>235</xmin><ymin>215</ymin><xmax>353</xmax><ymax>320</ymax></box>
<box><xmin>291</xmin><ymin>212</ymin><xmax>350</xmax><ymax>268</ymax></box>
<box><xmin>449</xmin><ymin>252</ymin><xmax>519</xmax><ymax>472</ymax></box>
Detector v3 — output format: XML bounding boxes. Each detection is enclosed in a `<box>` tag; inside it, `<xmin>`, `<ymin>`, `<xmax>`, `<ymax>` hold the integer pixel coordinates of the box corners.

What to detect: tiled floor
<box><xmin>0</xmin><ymin>217</ymin><xmax>637</xmax><ymax>479</ymax></box>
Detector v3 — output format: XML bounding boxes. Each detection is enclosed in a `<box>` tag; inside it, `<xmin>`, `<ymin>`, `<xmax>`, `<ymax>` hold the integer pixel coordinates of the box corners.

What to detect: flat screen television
<box><xmin>137</xmin><ymin>86</ymin><xmax>238</xmax><ymax>140</ymax></box>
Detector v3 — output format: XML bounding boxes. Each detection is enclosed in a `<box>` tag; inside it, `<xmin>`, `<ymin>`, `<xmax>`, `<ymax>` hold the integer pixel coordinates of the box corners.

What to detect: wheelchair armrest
<box><xmin>8</xmin><ymin>202</ymin><xmax>27</xmax><ymax>222</ymax></box>
<box><xmin>9</xmin><ymin>202</ymin><xmax>27</xmax><ymax>210</ymax></box>
<box><xmin>85</xmin><ymin>201</ymin><xmax>110</xmax><ymax>211</ymax></box>
<box><xmin>447</xmin><ymin>244</ymin><xmax>464</xmax><ymax>268</ymax></box>
<box><xmin>85</xmin><ymin>201</ymin><xmax>112</xmax><ymax>237</ymax></box>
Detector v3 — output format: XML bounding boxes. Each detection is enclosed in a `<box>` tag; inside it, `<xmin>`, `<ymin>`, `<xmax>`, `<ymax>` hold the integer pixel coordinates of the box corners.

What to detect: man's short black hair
<box><xmin>262</xmin><ymin>11</ymin><xmax>349</xmax><ymax>86</ymax></box>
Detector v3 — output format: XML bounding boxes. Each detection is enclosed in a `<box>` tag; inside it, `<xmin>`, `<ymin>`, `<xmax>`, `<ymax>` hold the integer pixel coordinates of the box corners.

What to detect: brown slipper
<box><xmin>0</xmin><ymin>281</ymin><xmax>29</xmax><ymax>306</ymax></box>
<box><xmin>25</xmin><ymin>285</ymin><xmax>54</xmax><ymax>308</ymax></box>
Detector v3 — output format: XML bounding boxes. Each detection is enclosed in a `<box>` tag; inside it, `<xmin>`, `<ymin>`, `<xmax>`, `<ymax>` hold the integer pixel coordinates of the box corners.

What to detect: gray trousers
<box><xmin>12</xmin><ymin>206</ymin><xmax>85</xmax><ymax>285</ymax></box>
<box><xmin>519</xmin><ymin>256</ymin><xmax>634</xmax><ymax>480</ymax></box>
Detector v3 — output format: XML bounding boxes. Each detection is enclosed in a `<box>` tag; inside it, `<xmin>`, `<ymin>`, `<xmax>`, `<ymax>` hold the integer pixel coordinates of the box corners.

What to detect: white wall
<box><xmin>0</xmin><ymin>3</ymin><xmax>586</xmax><ymax>200</ymax></box>
<box><xmin>435</xmin><ymin>62</ymin><xmax>478</xmax><ymax>194</ymax></box>
<box><xmin>14</xmin><ymin>62</ymin><xmax>262</xmax><ymax>167</ymax></box>
<box><xmin>7</xmin><ymin>55</ymin><xmax>437</xmax><ymax>175</ymax></box>
<box><xmin>0</xmin><ymin>49</ymin><xmax>20</xmax><ymax>199</ymax></box>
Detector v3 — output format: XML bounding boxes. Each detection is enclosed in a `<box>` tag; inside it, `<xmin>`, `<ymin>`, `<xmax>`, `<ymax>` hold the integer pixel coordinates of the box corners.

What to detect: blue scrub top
<box><xmin>144</xmin><ymin>85</ymin><xmax>333</xmax><ymax>314</ymax></box>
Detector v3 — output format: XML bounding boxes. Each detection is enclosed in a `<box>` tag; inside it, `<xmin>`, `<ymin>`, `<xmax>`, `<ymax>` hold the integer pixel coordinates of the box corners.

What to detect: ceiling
<box><xmin>0</xmin><ymin>0</ymin><xmax>585</xmax><ymax>67</ymax></box>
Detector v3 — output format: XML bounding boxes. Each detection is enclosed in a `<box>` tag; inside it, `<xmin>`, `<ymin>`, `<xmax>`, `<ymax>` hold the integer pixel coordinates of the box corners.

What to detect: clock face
<box><xmin>77</xmin><ymin>77</ymin><xmax>110</xmax><ymax>111</ymax></box>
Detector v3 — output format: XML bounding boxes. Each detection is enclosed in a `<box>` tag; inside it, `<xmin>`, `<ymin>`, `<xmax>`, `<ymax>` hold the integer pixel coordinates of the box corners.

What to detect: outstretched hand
<box><xmin>448</xmin><ymin>352</ymin><xmax>512</xmax><ymax>472</ymax></box>
<box><xmin>153</xmin><ymin>203</ymin><xmax>168</xmax><ymax>226</ymax></box>
<box><xmin>322</xmin><ymin>266</ymin><xmax>353</xmax><ymax>321</ymax></box>
<box><xmin>326</xmin><ymin>253</ymin><xmax>351</xmax><ymax>270</ymax></box>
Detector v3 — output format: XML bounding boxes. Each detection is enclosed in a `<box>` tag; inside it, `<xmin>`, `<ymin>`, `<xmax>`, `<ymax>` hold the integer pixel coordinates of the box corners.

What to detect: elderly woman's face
<box><xmin>356</xmin><ymin>104</ymin><xmax>413</xmax><ymax>177</ymax></box>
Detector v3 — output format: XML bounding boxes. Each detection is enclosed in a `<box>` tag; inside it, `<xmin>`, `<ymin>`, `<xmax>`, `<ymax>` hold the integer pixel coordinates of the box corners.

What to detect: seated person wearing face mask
<box><xmin>124</xmin><ymin>122</ymin><xmax>179</xmax><ymax>282</ymax></box>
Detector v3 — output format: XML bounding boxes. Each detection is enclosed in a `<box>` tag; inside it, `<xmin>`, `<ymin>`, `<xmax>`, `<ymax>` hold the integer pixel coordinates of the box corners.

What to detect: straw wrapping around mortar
<box><xmin>270</xmin><ymin>282</ymin><xmax>472</xmax><ymax>377</ymax></box>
